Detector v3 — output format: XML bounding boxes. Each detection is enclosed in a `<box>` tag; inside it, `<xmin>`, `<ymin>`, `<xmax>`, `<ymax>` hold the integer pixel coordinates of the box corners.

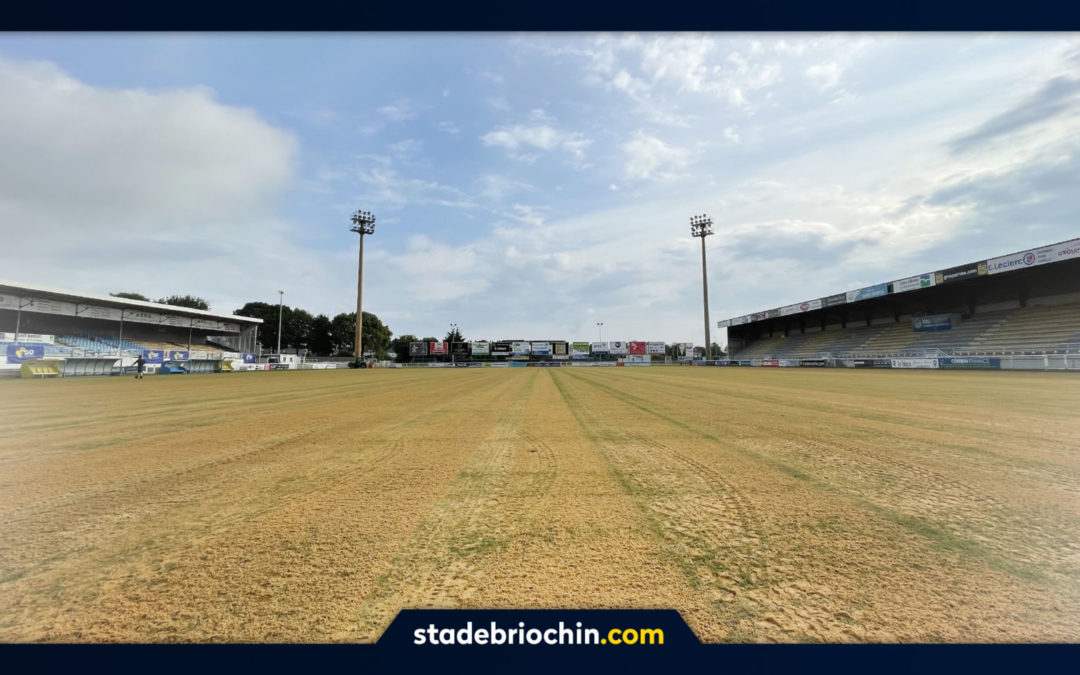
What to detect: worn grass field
<box><xmin>0</xmin><ymin>367</ymin><xmax>1078</xmax><ymax>643</ymax></box>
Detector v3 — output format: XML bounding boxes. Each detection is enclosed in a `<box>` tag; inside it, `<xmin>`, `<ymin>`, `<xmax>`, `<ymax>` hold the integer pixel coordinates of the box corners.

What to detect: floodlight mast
<box><xmin>349</xmin><ymin>210</ymin><xmax>377</xmax><ymax>362</ymax></box>
<box><xmin>691</xmin><ymin>214</ymin><xmax>715</xmax><ymax>361</ymax></box>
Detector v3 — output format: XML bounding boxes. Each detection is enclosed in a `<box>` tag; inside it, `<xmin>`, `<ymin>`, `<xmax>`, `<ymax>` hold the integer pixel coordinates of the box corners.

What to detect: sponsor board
<box><xmin>726</xmin><ymin>360</ymin><xmax>742</xmax><ymax>366</ymax></box>
<box><xmin>427</xmin><ymin>362</ymin><xmax>450</xmax><ymax>368</ymax></box>
<box><xmin>491</xmin><ymin>341</ymin><xmax>513</xmax><ymax>356</ymax></box>
<box><xmin>779</xmin><ymin>359</ymin><xmax>800</xmax><ymax>367</ymax></box>
<box><xmin>646</xmin><ymin>341</ymin><xmax>666</xmax><ymax>355</ymax></box>
<box><xmin>841</xmin><ymin>358</ymin><xmax>893</xmax><ymax>369</ymax></box>
<box><xmin>891</xmin><ymin>358</ymin><xmax>939</xmax><ymax>369</ymax></box>
<box><xmin>552</xmin><ymin>354</ymin><xmax>569</xmax><ymax>360</ymax></box>
<box><xmin>628</xmin><ymin>341</ymin><xmax>647</xmax><ymax>355</ymax></box>
<box><xmin>1054</xmin><ymin>238</ymin><xmax>1080</xmax><ymax>263</ymax></box>
<box><xmin>166</xmin><ymin>350</ymin><xmax>189</xmax><ymax>361</ymax></box>
<box><xmin>779</xmin><ymin>298</ymin><xmax>822</xmax><ymax>316</ymax></box>
<box><xmin>893</xmin><ymin>273</ymin><xmax>936</xmax><ymax>293</ymax></box>
<box><xmin>821</xmin><ymin>293</ymin><xmax>846</xmax><ymax>307</ymax></box>
<box><xmin>489</xmin><ymin>362</ymin><xmax>509</xmax><ymax>368</ymax></box>
<box><xmin>760</xmin><ymin>359</ymin><xmax>779</xmax><ymax>367</ymax></box>
<box><xmin>800</xmin><ymin>358</ymin><xmax>828</xmax><ymax>367</ymax></box>
<box><xmin>530</xmin><ymin>341</ymin><xmax>551</xmax><ymax>356</ymax></box>
<box><xmin>142</xmin><ymin>349</ymin><xmax>164</xmax><ymax>364</ymax></box>
<box><xmin>571</xmin><ymin>361</ymin><xmax>616</xmax><ymax>367</ymax></box>
<box><xmin>508</xmin><ymin>361</ymin><xmax>528</xmax><ymax>367</ymax></box>
<box><xmin>6</xmin><ymin>344</ymin><xmax>44</xmax><ymax>363</ymax></box>
<box><xmin>452</xmin><ymin>342</ymin><xmax>470</xmax><ymax>356</ymax></box>
<box><xmin>511</xmin><ymin>341</ymin><xmax>531</xmax><ymax>356</ymax></box>
<box><xmin>764</xmin><ymin>308</ymin><xmax>780</xmax><ymax>319</ymax></box>
<box><xmin>429</xmin><ymin>341</ymin><xmax>448</xmax><ymax>355</ymax></box>
<box><xmin>739</xmin><ymin>360</ymin><xmax>753</xmax><ymax>366</ymax></box>
<box><xmin>729</xmin><ymin>315</ymin><xmax>750</xmax><ymax>326</ymax></box>
<box><xmin>987</xmin><ymin>244</ymin><xmax>1056</xmax><ymax>275</ymax></box>
<box><xmin>571</xmin><ymin>341</ymin><xmax>590</xmax><ymax>358</ymax></box>
<box><xmin>22</xmin><ymin>298</ymin><xmax>78</xmax><ymax>316</ymax></box>
<box><xmin>409</xmin><ymin>342</ymin><xmax>428</xmax><ymax>356</ymax></box>
<box><xmin>470</xmin><ymin>341</ymin><xmax>490</xmax><ymax>355</ymax></box>
<box><xmin>676</xmin><ymin>343</ymin><xmax>694</xmax><ymax>359</ymax></box>
<box><xmin>0</xmin><ymin>294</ymin><xmax>21</xmax><ymax>311</ymax></box>
<box><xmin>609</xmin><ymin>341</ymin><xmax>629</xmax><ymax>355</ymax></box>
<box><xmin>716</xmin><ymin>319</ymin><xmax>731</xmax><ymax>328</ymax></box>
<box><xmin>846</xmin><ymin>283</ymin><xmax>889</xmax><ymax>303</ymax></box>
<box><xmin>912</xmin><ymin>314</ymin><xmax>951</xmax><ymax>332</ymax></box>
<box><xmin>527</xmin><ymin>362</ymin><xmax>561</xmax><ymax>367</ymax></box>
<box><xmin>939</xmin><ymin>357</ymin><xmax>1001</xmax><ymax>370</ymax></box>
<box><xmin>751</xmin><ymin>312</ymin><xmax>766</xmax><ymax>322</ymax></box>
<box><xmin>242</xmin><ymin>353</ymin><xmax>256</xmax><ymax>364</ymax></box>
<box><xmin>935</xmin><ymin>261</ymin><xmax>988</xmax><ymax>285</ymax></box>
<box><xmin>0</xmin><ymin>332</ymin><xmax>54</xmax><ymax>343</ymax></box>
<box><xmin>78</xmin><ymin>304</ymin><xmax>124</xmax><ymax>321</ymax></box>
<box><xmin>552</xmin><ymin>342</ymin><xmax>569</xmax><ymax>356</ymax></box>
<box><xmin>590</xmin><ymin>341</ymin><xmax>610</xmax><ymax>353</ymax></box>
<box><xmin>626</xmin><ymin>354</ymin><xmax>650</xmax><ymax>363</ymax></box>
<box><xmin>453</xmin><ymin>362</ymin><xmax>483</xmax><ymax>368</ymax></box>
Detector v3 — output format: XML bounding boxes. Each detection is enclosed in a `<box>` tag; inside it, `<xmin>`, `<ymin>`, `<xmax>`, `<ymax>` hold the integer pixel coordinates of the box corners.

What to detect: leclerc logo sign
<box><xmin>987</xmin><ymin>244</ymin><xmax>1055</xmax><ymax>275</ymax></box>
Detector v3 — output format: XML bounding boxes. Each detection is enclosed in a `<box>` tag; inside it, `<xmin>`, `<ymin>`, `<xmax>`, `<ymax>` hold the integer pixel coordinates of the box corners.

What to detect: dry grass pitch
<box><xmin>1</xmin><ymin>367</ymin><xmax>1078</xmax><ymax>642</ymax></box>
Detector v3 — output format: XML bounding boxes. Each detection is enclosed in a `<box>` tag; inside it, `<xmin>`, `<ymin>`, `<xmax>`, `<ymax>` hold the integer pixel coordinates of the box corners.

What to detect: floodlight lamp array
<box><xmin>350</xmin><ymin>209</ymin><xmax>377</xmax><ymax>235</ymax></box>
<box><xmin>690</xmin><ymin>213</ymin><xmax>714</xmax><ymax>237</ymax></box>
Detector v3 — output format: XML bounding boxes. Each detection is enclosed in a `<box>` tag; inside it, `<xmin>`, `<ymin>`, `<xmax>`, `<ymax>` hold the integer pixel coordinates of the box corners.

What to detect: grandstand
<box><xmin>0</xmin><ymin>280</ymin><xmax>262</xmax><ymax>375</ymax></box>
<box><xmin>719</xmin><ymin>237</ymin><xmax>1080</xmax><ymax>369</ymax></box>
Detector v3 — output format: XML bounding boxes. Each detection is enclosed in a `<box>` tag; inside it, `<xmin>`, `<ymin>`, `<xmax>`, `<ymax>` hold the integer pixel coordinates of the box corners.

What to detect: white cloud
<box><xmin>378</xmin><ymin>98</ymin><xmax>422</xmax><ymax>121</ymax></box>
<box><xmin>482</xmin><ymin>115</ymin><xmax>592</xmax><ymax>163</ymax></box>
<box><xmin>623</xmin><ymin>132</ymin><xmax>690</xmax><ymax>180</ymax></box>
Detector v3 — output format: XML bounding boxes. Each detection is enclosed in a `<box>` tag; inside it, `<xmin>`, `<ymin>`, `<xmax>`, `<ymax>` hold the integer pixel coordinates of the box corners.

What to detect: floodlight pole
<box><xmin>691</xmin><ymin>214</ymin><xmax>714</xmax><ymax>361</ymax></box>
<box><xmin>277</xmin><ymin>290</ymin><xmax>284</xmax><ymax>355</ymax></box>
<box><xmin>450</xmin><ymin>323</ymin><xmax>458</xmax><ymax>364</ymax></box>
<box><xmin>597</xmin><ymin>322</ymin><xmax>603</xmax><ymax>341</ymax></box>
<box><xmin>349</xmin><ymin>210</ymin><xmax>377</xmax><ymax>362</ymax></box>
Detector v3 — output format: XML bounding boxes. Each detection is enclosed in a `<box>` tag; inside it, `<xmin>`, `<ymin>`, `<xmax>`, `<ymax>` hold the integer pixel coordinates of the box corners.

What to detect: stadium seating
<box><xmin>969</xmin><ymin>303</ymin><xmax>1080</xmax><ymax>353</ymax></box>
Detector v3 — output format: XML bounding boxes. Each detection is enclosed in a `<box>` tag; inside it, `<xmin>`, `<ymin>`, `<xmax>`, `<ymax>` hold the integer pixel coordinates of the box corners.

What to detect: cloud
<box><xmin>623</xmin><ymin>132</ymin><xmax>690</xmax><ymax>180</ymax></box>
<box><xmin>377</xmin><ymin>98</ymin><xmax>423</xmax><ymax>122</ymax></box>
<box><xmin>482</xmin><ymin>116</ymin><xmax>591</xmax><ymax>163</ymax></box>
<box><xmin>948</xmin><ymin>74</ymin><xmax>1080</xmax><ymax>154</ymax></box>
<box><xmin>437</xmin><ymin>120</ymin><xmax>461</xmax><ymax>135</ymax></box>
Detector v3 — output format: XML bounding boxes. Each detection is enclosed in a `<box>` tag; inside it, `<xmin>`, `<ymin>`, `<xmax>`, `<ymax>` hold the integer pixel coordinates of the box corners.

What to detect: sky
<box><xmin>0</xmin><ymin>33</ymin><xmax>1078</xmax><ymax>346</ymax></box>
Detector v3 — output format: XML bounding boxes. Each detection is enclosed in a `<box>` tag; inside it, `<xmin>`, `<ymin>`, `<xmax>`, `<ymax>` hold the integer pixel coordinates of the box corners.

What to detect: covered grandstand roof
<box><xmin>717</xmin><ymin>237</ymin><xmax>1080</xmax><ymax>328</ymax></box>
<box><xmin>0</xmin><ymin>279</ymin><xmax>262</xmax><ymax>327</ymax></box>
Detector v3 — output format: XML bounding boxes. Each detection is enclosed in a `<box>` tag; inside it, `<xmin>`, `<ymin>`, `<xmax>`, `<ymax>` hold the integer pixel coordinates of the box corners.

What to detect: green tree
<box><xmin>308</xmin><ymin>314</ymin><xmax>334</xmax><ymax>356</ymax></box>
<box><xmin>235</xmin><ymin>301</ymin><xmax>280</xmax><ymax>352</ymax></box>
<box><xmin>390</xmin><ymin>334</ymin><xmax>419</xmax><ymax>363</ymax></box>
<box><xmin>284</xmin><ymin>308</ymin><xmax>315</xmax><ymax>353</ymax></box>
<box><xmin>157</xmin><ymin>294</ymin><xmax>210</xmax><ymax>311</ymax></box>
<box><xmin>111</xmin><ymin>292</ymin><xmax>150</xmax><ymax>302</ymax></box>
<box><xmin>330</xmin><ymin>311</ymin><xmax>391</xmax><ymax>359</ymax></box>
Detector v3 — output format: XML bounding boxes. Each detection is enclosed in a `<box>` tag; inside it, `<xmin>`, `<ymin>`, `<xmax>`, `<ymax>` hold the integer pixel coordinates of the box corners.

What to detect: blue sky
<box><xmin>0</xmin><ymin>34</ymin><xmax>1078</xmax><ymax>345</ymax></box>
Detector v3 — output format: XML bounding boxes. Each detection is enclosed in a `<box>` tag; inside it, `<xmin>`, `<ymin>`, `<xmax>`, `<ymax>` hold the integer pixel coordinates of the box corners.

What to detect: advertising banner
<box><xmin>779</xmin><ymin>359</ymin><xmax>800</xmax><ymax>367</ymax></box>
<box><xmin>123</xmin><ymin>309</ymin><xmax>163</xmax><ymax>324</ymax></box>
<box><xmin>0</xmin><ymin>294</ymin><xmax>20</xmax><ymax>311</ymax></box>
<box><xmin>0</xmin><ymin>332</ymin><xmax>54</xmax><ymax>343</ymax></box>
<box><xmin>590</xmin><ymin>342</ymin><xmax>610</xmax><ymax>353</ymax></box>
<box><xmin>511</xmin><ymin>341</ymin><xmax>531</xmax><ymax>356</ymax></box>
<box><xmin>935</xmin><ymin>261</ymin><xmax>988</xmax><ymax>285</ymax></box>
<box><xmin>6</xmin><ymin>344</ymin><xmax>44</xmax><ymax>363</ymax></box>
<box><xmin>571</xmin><ymin>342</ymin><xmax>590</xmax><ymax>358</ymax></box>
<box><xmin>21</xmin><ymin>298</ymin><xmax>77</xmax><ymax>316</ymax></box>
<box><xmin>726</xmin><ymin>360</ymin><xmax>742</xmax><ymax>366</ymax></box>
<box><xmin>452</xmin><ymin>342</ymin><xmax>469</xmax><ymax>356</ymax></box>
<box><xmin>800</xmin><ymin>358</ymin><xmax>828</xmax><ymax>367</ymax></box>
<box><xmin>628</xmin><ymin>341</ymin><xmax>647</xmax><ymax>355</ymax></box>
<box><xmin>676</xmin><ymin>343</ymin><xmax>694</xmax><ymax>359</ymax></box>
<box><xmin>846</xmin><ymin>283</ymin><xmax>889</xmax><ymax>303</ymax></box>
<box><xmin>891</xmin><ymin>358</ymin><xmax>939</xmax><ymax>369</ymax></box>
<box><xmin>646</xmin><ymin>342</ymin><xmax>666</xmax><ymax>355</ymax></box>
<box><xmin>142</xmin><ymin>349</ymin><xmax>164</xmax><ymax>364</ymax></box>
<box><xmin>166</xmin><ymin>350</ymin><xmax>189</xmax><ymax>361</ymax></box>
<box><xmin>751</xmin><ymin>312</ymin><xmax>766</xmax><ymax>322</ymax></box>
<box><xmin>821</xmin><ymin>293</ymin><xmax>846</xmax><ymax>307</ymax></box>
<box><xmin>530</xmin><ymin>341</ymin><xmax>551</xmax><ymax>356</ymax></box>
<box><xmin>729</xmin><ymin>315</ymin><xmax>750</xmax><ymax>326</ymax></box>
<box><xmin>716</xmin><ymin>319</ymin><xmax>731</xmax><ymax>328</ymax></box>
<box><xmin>841</xmin><ymin>358</ymin><xmax>892</xmax><ymax>369</ymax></box>
<box><xmin>409</xmin><ymin>342</ymin><xmax>428</xmax><ymax>356</ymax></box>
<box><xmin>470</xmin><ymin>341</ymin><xmax>490</xmax><ymax>356</ymax></box>
<box><xmin>912</xmin><ymin>314</ymin><xmax>952</xmax><ymax>332</ymax></box>
<box><xmin>625</xmin><ymin>354</ymin><xmax>649</xmax><ymax>363</ymax></box>
<box><xmin>780</xmin><ymin>298</ymin><xmax>823</xmax><ymax>316</ymax></box>
<box><xmin>939</xmin><ymin>357</ymin><xmax>1001</xmax><ymax>370</ymax></box>
<box><xmin>429</xmin><ymin>342</ymin><xmax>448</xmax><ymax>355</ymax></box>
<box><xmin>552</xmin><ymin>354</ymin><xmax>569</xmax><ymax>360</ymax></box>
<box><xmin>242</xmin><ymin>353</ymin><xmax>256</xmax><ymax>364</ymax></box>
<box><xmin>761</xmin><ymin>359</ymin><xmax>779</xmax><ymax>367</ymax></box>
<box><xmin>552</xmin><ymin>342</ymin><xmax>568</xmax><ymax>356</ymax></box>
<box><xmin>893</xmin><ymin>273</ymin><xmax>936</xmax><ymax>293</ymax></box>
<box><xmin>609</xmin><ymin>341</ymin><xmax>629</xmax><ymax>355</ymax></box>
<box><xmin>739</xmin><ymin>360</ymin><xmax>753</xmax><ymax>366</ymax></box>
<box><xmin>987</xmin><ymin>244</ymin><xmax>1057</xmax><ymax>275</ymax></box>
<box><xmin>491</xmin><ymin>341</ymin><xmax>513</xmax><ymax>356</ymax></box>
<box><xmin>1053</xmin><ymin>238</ymin><xmax>1080</xmax><ymax>263</ymax></box>
<box><xmin>765</xmin><ymin>309</ymin><xmax>781</xmax><ymax>319</ymax></box>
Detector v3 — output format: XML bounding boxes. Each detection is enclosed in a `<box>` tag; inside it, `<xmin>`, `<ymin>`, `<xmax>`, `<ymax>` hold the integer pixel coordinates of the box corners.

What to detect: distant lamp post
<box><xmin>277</xmin><ymin>290</ymin><xmax>284</xmax><ymax>355</ymax></box>
<box><xmin>596</xmin><ymin>322</ymin><xmax>604</xmax><ymax>341</ymax></box>
<box><xmin>691</xmin><ymin>214</ymin><xmax>714</xmax><ymax>361</ymax></box>
<box><xmin>450</xmin><ymin>322</ymin><xmax>458</xmax><ymax>364</ymax></box>
<box><xmin>349</xmin><ymin>209</ymin><xmax>377</xmax><ymax>362</ymax></box>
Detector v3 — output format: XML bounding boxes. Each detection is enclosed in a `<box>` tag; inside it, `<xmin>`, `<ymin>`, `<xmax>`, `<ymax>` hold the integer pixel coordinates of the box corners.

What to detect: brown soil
<box><xmin>0</xmin><ymin>367</ymin><xmax>1077</xmax><ymax>642</ymax></box>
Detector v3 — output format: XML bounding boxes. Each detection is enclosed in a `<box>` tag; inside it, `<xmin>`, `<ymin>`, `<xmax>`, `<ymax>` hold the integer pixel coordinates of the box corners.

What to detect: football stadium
<box><xmin>2</xmin><ymin>32</ymin><xmax>1080</xmax><ymax>651</ymax></box>
<box><xmin>1</xmin><ymin>235</ymin><xmax>1079</xmax><ymax>643</ymax></box>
